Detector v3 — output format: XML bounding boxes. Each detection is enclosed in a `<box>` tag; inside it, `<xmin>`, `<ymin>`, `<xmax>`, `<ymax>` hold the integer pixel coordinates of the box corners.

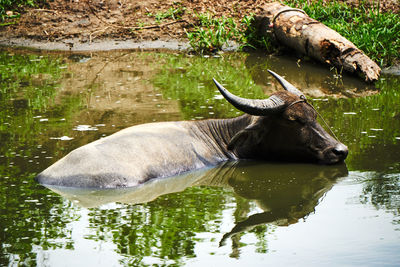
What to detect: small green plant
<box><xmin>147</xmin><ymin>4</ymin><xmax>186</xmax><ymax>23</ymax></box>
<box><xmin>186</xmin><ymin>14</ymin><xmax>241</xmax><ymax>54</ymax></box>
<box><xmin>135</xmin><ymin>20</ymin><xmax>147</xmax><ymax>28</ymax></box>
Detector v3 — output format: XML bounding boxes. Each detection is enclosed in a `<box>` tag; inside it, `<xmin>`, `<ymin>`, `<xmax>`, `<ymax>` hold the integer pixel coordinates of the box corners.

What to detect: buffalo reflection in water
<box><xmin>213</xmin><ymin>162</ymin><xmax>348</xmax><ymax>246</ymax></box>
<box><xmin>44</xmin><ymin>161</ymin><xmax>347</xmax><ymax>245</ymax></box>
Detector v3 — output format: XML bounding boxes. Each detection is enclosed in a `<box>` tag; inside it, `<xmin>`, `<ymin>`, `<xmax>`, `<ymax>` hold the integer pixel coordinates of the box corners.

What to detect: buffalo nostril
<box><xmin>332</xmin><ymin>144</ymin><xmax>348</xmax><ymax>159</ymax></box>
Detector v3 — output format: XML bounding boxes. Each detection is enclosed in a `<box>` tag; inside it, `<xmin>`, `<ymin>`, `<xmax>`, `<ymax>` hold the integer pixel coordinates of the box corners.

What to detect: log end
<box><xmin>333</xmin><ymin>47</ymin><xmax>381</xmax><ymax>82</ymax></box>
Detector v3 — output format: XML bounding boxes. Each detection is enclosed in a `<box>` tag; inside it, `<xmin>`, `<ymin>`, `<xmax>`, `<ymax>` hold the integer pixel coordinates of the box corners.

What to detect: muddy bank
<box><xmin>0</xmin><ymin>37</ymin><xmax>191</xmax><ymax>51</ymax></box>
<box><xmin>0</xmin><ymin>36</ymin><xmax>242</xmax><ymax>52</ymax></box>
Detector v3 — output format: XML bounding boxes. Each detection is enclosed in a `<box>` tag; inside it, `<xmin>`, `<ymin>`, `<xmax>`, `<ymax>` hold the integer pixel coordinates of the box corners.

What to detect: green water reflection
<box><xmin>0</xmin><ymin>49</ymin><xmax>399</xmax><ymax>266</ymax></box>
<box><xmin>0</xmin><ymin>50</ymin><xmax>82</xmax><ymax>266</ymax></box>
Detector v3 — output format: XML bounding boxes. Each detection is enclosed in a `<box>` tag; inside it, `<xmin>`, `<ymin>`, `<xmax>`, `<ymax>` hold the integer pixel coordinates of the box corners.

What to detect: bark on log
<box><xmin>256</xmin><ymin>2</ymin><xmax>381</xmax><ymax>82</ymax></box>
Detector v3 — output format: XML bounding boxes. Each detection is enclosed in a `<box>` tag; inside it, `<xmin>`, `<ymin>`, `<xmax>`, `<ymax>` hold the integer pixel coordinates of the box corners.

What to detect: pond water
<box><xmin>0</xmin><ymin>49</ymin><xmax>399</xmax><ymax>266</ymax></box>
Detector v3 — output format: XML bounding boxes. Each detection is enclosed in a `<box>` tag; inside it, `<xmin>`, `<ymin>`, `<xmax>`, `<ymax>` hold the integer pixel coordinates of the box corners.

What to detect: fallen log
<box><xmin>255</xmin><ymin>2</ymin><xmax>381</xmax><ymax>82</ymax></box>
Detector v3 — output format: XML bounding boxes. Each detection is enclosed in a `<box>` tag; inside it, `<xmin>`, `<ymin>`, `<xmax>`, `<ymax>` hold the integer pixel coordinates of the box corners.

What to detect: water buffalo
<box><xmin>36</xmin><ymin>70</ymin><xmax>348</xmax><ymax>188</ymax></box>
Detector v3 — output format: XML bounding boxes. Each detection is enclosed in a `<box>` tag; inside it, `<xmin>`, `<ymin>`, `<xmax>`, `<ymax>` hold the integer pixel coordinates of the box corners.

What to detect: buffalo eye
<box><xmin>287</xmin><ymin>114</ymin><xmax>296</xmax><ymax>121</ymax></box>
<box><xmin>286</xmin><ymin>114</ymin><xmax>306</xmax><ymax>125</ymax></box>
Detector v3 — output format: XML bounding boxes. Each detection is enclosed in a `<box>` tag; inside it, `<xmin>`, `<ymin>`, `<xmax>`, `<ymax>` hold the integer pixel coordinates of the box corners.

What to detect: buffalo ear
<box><xmin>227</xmin><ymin>128</ymin><xmax>251</xmax><ymax>151</ymax></box>
<box><xmin>228</xmin><ymin>121</ymin><xmax>270</xmax><ymax>154</ymax></box>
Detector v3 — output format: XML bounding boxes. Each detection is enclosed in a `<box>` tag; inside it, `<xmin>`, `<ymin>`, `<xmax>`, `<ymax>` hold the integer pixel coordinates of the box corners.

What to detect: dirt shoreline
<box><xmin>2</xmin><ymin>36</ymin><xmax>396</xmax><ymax>76</ymax></box>
<box><xmin>0</xmin><ymin>37</ymin><xmax>192</xmax><ymax>52</ymax></box>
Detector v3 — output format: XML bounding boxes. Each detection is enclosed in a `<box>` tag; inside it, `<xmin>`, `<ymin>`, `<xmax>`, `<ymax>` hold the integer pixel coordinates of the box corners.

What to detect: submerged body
<box><xmin>37</xmin><ymin>117</ymin><xmax>247</xmax><ymax>187</ymax></box>
<box><xmin>36</xmin><ymin>71</ymin><xmax>348</xmax><ymax>188</ymax></box>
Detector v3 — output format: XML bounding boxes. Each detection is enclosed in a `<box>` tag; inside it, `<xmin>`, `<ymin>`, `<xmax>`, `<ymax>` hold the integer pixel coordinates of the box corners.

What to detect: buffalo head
<box><xmin>213</xmin><ymin>70</ymin><xmax>348</xmax><ymax>164</ymax></box>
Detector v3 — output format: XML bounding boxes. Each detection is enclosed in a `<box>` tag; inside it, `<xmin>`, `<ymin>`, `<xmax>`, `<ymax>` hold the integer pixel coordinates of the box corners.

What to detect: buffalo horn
<box><xmin>213</xmin><ymin>78</ymin><xmax>286</xmax><ymax>116</ymax></box>
<box><xmin>267</xmin><ymin>70</ymin><xmax>306</xmax><ymax>99</ymax></box>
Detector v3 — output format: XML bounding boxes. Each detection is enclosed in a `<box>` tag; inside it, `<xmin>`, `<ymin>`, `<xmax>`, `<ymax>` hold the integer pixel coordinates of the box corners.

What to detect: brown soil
<box><xmin>0</xmin><ymin>0</ymin><xmax>263</xmax><ymax>44</ymax></box>
<box><xmin>1</xmin><ymin>0</ymin><xmax>398</xmax><ymax>50</ymax></box>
